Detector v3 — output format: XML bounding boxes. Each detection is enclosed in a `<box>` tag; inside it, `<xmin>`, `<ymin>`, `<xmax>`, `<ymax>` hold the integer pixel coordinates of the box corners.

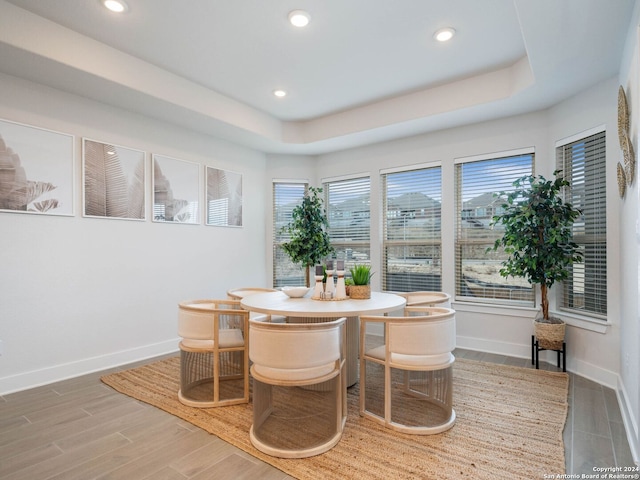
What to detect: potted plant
<box><xmin>280</xmin><ymin>186</ymin><xmax>334</xmax><ymax>287</ymax></box>
<box><xmin>344</xmin><ymin>277</ymin><xmax>354</xmax><ymax>296</ymax></box>
<box><xmin>349</xmin><ymin>264</ymin><xmax>374</xmax><ymax>299</ymax></box>
<box><xmin>489</xmin><ymin>170</ymin><xmax>583</xmax><ymax>349</ymax></box>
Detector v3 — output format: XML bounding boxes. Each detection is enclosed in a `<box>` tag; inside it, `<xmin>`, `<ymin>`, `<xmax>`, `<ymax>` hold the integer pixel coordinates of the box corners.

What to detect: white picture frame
<box><xmin>152</xmin><ymin>154</ymin><xmax>201</xmax><ymax>224</ymax></box>
<box><xmin>0</xmin><ymin>118</ymin><xmax>74</xmax><ymax>216</ymax></box>
<box><xmin>206</xmin><ymin>166</ymin><xmax>243</xmax><ymax>227</ymax></box>
<box><xmin>82</xmin><ymin>138</ymin><xmax>146</xmax><ymax>220</ymax></box>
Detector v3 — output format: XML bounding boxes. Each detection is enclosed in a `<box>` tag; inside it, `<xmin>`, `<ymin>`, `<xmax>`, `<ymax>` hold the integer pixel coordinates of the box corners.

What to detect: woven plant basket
<box><xmin>349</xmin><ymin>285</ymin><xmax>371</xmax><ymax>300</ymax></box>
<box><xmin>534</xmin><ymin>317</ymin><xmax>566</xmax><ymax>350</ymax></box>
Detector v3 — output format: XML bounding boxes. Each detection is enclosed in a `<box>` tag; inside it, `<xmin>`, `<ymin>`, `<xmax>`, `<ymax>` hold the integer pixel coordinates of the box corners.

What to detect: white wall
<box><xmin>0</xmin><ymin>72</ymin><xmax>270</xmax><ymax>394</ymax></box>
<box><xmin>616</xmin><ymin>8</ymin><xmax>640</xmax><ymax>462</ymax></box>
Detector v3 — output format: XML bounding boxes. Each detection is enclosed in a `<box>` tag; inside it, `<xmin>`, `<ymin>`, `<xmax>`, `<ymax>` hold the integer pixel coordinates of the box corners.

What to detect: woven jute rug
<box><xmin>101</xmin><ymin>356</ymin><xmax>568</xmax><ymax>479</ymax></box>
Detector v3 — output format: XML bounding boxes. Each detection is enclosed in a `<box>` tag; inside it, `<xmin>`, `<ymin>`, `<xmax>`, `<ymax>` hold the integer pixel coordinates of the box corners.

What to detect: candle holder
<box><xmin>335</xmin><ymin>260</ymin><xmax>347</xmax><ymax>299</ymax></box>
<box><xmin>325</xmin><ymin>260</ymin><xmax>335</xmax><ymax>298</ymax></box>
<box><xmin>312</xmin><ymin>265</ymin><xmax>325</xmax><ymax>299</ymax></box>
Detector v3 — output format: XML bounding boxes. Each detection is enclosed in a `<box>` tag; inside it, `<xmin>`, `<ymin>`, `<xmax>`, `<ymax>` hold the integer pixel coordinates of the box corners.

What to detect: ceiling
<box><xmin>0</xmin><ymin>0</ymin><xmax>636</xmax><ymax>154</ymax></box>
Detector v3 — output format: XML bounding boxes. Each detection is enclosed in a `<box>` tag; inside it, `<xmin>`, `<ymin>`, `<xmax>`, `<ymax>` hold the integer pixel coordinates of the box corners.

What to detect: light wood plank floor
<box><xmin>1</xmin><ymin>349</ymin><xmax>636</xmax><ymax>479</ymax></box>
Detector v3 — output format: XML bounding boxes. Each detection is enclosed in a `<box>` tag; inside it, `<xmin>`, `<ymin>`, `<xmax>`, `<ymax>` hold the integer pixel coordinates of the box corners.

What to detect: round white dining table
<box><xmin>241</xmin><ymin>291</ymin><xmax>406</xmax><ymax>386</ymax></box>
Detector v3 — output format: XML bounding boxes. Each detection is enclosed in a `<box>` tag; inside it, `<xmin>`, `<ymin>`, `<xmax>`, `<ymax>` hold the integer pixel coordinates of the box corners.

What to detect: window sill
<box><xmin>452</xmin><ymin>302</ymin><xmax>610</xmax><ymax>333</ymax></box>
<box><xmin>452</xmin><ymin>300</ymin><xmax>537</xmax><ymax>318</ymax></box>
<box><xmin>551</xmin><ymin>310</ymin><xmax>610</xmax><ymax>334</ymax></box>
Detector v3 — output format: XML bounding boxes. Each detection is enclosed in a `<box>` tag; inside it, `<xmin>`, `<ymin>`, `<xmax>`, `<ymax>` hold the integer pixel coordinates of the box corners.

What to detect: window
<box><xmin>273</xmin><ymin>181</ymin><xmax>307</xmax><ymax>287</ymax></box>
<box><xmin>455</xmin><ymin>151</ymin><xmax>534</xmax><ymax>304</ymax></box>
<box><xmin>382</xmin><ymin>165</ymin><xmax>442</xmax><ymax>292</ymax></box>
<box><xmin>323</xmin><ymin>176</ymin><xmax>371</xmax><ymax>274</ymax></box>
<box><xmin>556</xmin><ymin>129</ymin><xmax>607</xmax><ymax>318</ymax></box>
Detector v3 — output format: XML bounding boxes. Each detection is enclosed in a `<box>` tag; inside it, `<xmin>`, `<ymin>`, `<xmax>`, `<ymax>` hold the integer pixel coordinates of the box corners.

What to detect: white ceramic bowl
<box><xmin>281</xmin><ymin>286</ymin><xmax>310</xmax><ymax>298</ymax></box>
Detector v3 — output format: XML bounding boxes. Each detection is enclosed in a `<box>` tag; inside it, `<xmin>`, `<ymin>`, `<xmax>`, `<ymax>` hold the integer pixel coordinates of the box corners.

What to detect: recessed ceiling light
<box><xmin>288</xmin><ymin>10</ymin><xmax>310</xmax><ymax>27</ymax></box>
<box><xmin>273</xmin><ymin>90</ymin><xmax>287</xmax><ymax>98</ymax></box>
<box><xmin>434</xmin><ymin>27</ymin><xmax>456</xmax><ymax>42</ymax></box>
<box><xmin>101</xmin><ymin>0</ymin><xmax>129</xmax><ymax>13</ymax></box>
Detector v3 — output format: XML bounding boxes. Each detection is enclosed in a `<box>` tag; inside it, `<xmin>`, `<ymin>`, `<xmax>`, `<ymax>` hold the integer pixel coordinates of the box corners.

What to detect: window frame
<box><xmin>454</xmin><ymin>148</ymin><xmax>535</xmax><ymax>307</ymax></box>
<box><xmin>272</xmin><ymin>179</ymin><xmax>308</xmax><ymax>287</ymax></box>
<box><xmin>381</xmin><ymin>162</ymin><xmax>442</xmax><ymax>292</ymax></box>
<box><xmin>322</xmin><ymin>174</ymin><xmax>371</xmax><ymax>277</ymax></box>
<box><xmin>554</xmin><ymin>126</ymin><xmax>608</xmax><ymax>323</ymax></box>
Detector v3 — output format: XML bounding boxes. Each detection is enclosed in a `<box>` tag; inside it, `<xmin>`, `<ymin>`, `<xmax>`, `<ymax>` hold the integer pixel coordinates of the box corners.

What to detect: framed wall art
<box><xmin>0</xmin><ymin>118</ymin><xmax>74</xmax><ymax>216</ymax></box>
<box><xmin>83</xmin><ymin>139</ymin><xmax>146</xmax><ymax>220</ymax></box>
<box><xmin>152</xmin><ymin>154</ymin><xmax>200</xmax><ymax>224</ymax></box>
<box><xmin>206</xmin><ymin>166</ymin><xmax>242</xmax><ymax>227</ymax></box>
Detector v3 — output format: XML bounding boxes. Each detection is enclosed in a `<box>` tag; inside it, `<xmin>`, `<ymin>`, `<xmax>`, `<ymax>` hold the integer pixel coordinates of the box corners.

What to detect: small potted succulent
<box><xmin>349</xmin><ymin>264</ymin><xmax>373</xmax><ymax>299</ymax></box>
<box><xmin>344</xmin><ymin>277</ymin><xmax>354</xmax><ymax>296</ymax></box>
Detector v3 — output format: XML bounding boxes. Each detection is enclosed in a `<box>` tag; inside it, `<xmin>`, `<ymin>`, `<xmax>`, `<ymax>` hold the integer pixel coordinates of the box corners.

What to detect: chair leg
<box><xmin>384</xmin><ymin>364</ymin><xmax>392</xmax><ymax>426</ymax></box>
<box><xmin>359</xmin><ymin>357</ymin><xmax>366</xmax><ymax>416</ymax></box>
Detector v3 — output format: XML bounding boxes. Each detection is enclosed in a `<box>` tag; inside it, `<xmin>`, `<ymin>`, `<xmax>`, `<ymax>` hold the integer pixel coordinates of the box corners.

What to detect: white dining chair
<box><xmin>249</xmin><ymin>316</ymin><xmax>347</xmax><ymax>458</ymax></box>
<box><xmin>228</xmin><ymin>287</ymin><xmax>286</xmax><ymax>322</ymax></box>
<box><xmin>359</xmin><ymin>307</ymin><xmax>456</xmax><ymax>434</ymax></box>
<box><xmin>398</xmin><ymin>291</ymin><xmax>452</xmax><ymax>309</ymax></box>
<box><xmin>177</xmin><ymin>299</ymin><xmax>249</xmax><ymax>408</ymax></box>
<box><xmin>227</xmin><ymin>287</ymin><xmax>277</xmax><ymax>299</ymax></box>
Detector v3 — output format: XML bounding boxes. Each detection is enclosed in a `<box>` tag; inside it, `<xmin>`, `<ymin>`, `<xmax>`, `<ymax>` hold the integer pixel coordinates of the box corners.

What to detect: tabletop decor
<box><xmin>281</xmin><ymin>286</ymin><xmax>311</xmax><ymax>298</ymax></box>
<box><xmin>349</xmin><ymin>263</ymin><xmax>373</xmax><ymax>299</ymax></box>
<box><xmin>312</xmin><ymin>262</ymin><xmax>349</xmax><ymax>300</ymax></box>
<box><xmin>335</xmin><ymin>259</ymin><xmax>347</xmax><ymax>299</ymax></box>
<box><xmin>324</xmin><ymin>259</ymin><xmax>336</xmax><ymax>297</ymax></box>
<box><xmin>312</xmin><ymin>264</ymin><xmax>325</xmax><ymax>298</ymax></box>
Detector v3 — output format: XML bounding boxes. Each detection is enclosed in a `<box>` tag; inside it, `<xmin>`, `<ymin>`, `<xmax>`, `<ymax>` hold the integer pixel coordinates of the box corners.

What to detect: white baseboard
<box><xmin>457</xmin><ymin>335</ymin><xmax>529</xmax><ymax>359</ymax></box>
<box><xmin>0</xmin><ymin>339</ymin><xmax>179</xmax><ymax>395</ymax></box>
<box><xmin>617</xmin><ymin>377</ymin><xmax>640</xmax><ymax>465</ymax></box>
<box><xmin>456</xmin><ymin>335</ymin><xmax>618</xmax><ymax>388</ymax></box>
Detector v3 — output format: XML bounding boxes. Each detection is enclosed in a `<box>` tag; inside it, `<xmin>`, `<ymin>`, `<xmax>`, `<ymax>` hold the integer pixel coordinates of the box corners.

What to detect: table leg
<box><xmin>345</xmin><ymin>316</ymin><xmax>359</xmax><ymax>387</ymax></box>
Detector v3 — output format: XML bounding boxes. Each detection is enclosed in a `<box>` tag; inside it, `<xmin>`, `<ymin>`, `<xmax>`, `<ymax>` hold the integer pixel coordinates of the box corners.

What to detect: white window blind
<box><xmin>455</xmin><ymin>152</ymin><xmax>534</xmax><ymax>304</ymax></box>
<box><xmin>556</xmin><ymin>130</ymin><xmax>607</xmax><ymax>318</ymax></box>
<box><xmin>272</xmin><ymin>181</ymin><xmax>307</xmax><ymax>287</ymax></box>
<box><xmin>382</xmin><ymin>166</ymin><xmax>442</xmax><ymax>292</ymax></box>
<box><xmin>324</xmin><ymin>176</ymin><xmax>371</xmax><ymax>273</ymax></box>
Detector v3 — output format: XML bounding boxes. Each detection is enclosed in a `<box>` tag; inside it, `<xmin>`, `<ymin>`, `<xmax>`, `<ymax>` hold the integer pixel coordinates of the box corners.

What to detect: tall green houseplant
<box><xmin>280</xmin><ymin>186</ymin><xmax>334</xmax><ymax>287</ymax></box>
<box><xmin>489</xmin><ymin>171</ymin><xmax>583</xmax><ymax>323</ymax></box>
